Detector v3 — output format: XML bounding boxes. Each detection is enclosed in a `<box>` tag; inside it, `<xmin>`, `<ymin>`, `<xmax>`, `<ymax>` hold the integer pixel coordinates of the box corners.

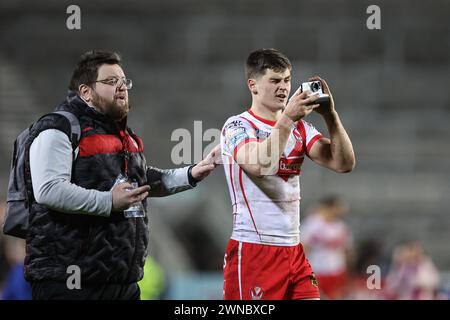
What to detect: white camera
<box><xmin>293</xmin><ymin>80</ymin><xmax>330</xmax><ymax>105</ymax></box>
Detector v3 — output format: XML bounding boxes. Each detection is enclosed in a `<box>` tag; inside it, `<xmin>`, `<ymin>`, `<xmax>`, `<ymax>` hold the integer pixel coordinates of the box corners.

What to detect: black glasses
<box><xmin>91</xmin><ymin>77</ymin><xmax>133</xmax><ymax>90</ymax></box>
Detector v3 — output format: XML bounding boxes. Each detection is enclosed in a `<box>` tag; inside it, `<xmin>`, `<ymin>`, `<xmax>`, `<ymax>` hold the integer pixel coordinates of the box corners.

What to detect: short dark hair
<box><xmin>69</xmin><ymin>50</ymin><xmax>122</xmax><ymax>92</ymax></box>
<box><xmin>245</xmin><ymin>48</ymin><xmax>292</xmax><ymax>79</ymax></box>
<box><xmin>318</xmin><ymin>195</ymin><xmax>344</xmax><ymax>208</ymax></box>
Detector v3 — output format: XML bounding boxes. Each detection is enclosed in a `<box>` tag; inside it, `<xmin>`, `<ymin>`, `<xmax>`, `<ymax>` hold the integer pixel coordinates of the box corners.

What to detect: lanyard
<box><xmin>119</xmin><ymin>129</ymin><xmax>132</xmax><ymax>175</ymax></box>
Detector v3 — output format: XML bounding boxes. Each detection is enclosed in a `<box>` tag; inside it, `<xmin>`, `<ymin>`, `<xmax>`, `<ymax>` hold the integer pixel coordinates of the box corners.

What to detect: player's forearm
<box><xmin>239</xmin><ymin>115</ymin><xmax>293</xmax><ymax>176</ymax></box>
<box><xmin>266</xmin><ymin>114</ymin><xmax>294</xmax><ymax>161</ymax></box>
<box><xmin>323</xmin><ymin>111</ymin><xmax>355</xmax><ymax>172</ymax></box>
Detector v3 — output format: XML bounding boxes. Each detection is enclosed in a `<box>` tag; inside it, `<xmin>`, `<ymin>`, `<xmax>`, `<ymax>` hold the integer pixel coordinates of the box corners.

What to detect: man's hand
<box><xmin>309</xmin><ymin>76</ymin><xmax>335</xmax><ymax>116</ymax></box>
<box><xmin>283</xmin><ymin>90</ymin><xmax>320</xmax><ymax>122</ymax></box>
<box><xmin>191</xmin><ymin>144</ymin><xmax>220</xmax><ymax>181</ymax></box>
<box><xmin>112</xmin><ymin>183</ymin><xmax>150</xmax><ymax>212</ymax></box>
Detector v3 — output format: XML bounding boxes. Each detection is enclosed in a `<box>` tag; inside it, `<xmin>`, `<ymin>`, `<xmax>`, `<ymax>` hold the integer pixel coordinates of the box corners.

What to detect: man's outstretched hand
<box><xmin>191</xmin><ymin>144</ymin><xmax>221</xmax><ymax>181</ymax></box>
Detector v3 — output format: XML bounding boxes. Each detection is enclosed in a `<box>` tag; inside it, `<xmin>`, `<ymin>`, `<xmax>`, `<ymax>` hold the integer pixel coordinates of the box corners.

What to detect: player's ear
<box><xmin>248</xmin><ymin>78</ymin><xmax>258</xmax><ymax>95</ymax></box>
<box><xmin>79</xmin><ymin>84</ymin><xmax>93</xmax><ymax>102</ymax></box>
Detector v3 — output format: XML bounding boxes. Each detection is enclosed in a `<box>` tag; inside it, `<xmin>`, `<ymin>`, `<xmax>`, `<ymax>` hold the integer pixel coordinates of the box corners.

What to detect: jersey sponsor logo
<box><xmin>255</xmin><ymin>129</ymin><xmax>270</xmax><ymax>140</ymax></box>
<box><xmin>277</xmin><ymin>155</ymin><xmax>304</xmax><ymax>177</ymax></box>
<box><xmin>227</xmin><ymin>127</ymin><xmax>246</xmax><ymax>138</ymax></box>
<box><xmin>228</xmin><ymin>131</ymin><xmax>249</xmax><ymax>148</ymax></box>
<box><xmin>250</xmin><ymin>286</ymin><xmax>264</xmax><ymax>300</ymax></box>
<box><xmin>279</xmin><ymin>160</ymin><xmax>302</xmax><ymax>172</ymax></box>
<box><xmin>310</xmin><ymin>274</ymin><xmax>319</xmax><ymax>288</ymax></box>
<box><xmin>225</xmin><ymin>120</ymin><xmax>248</xmax><ymax>147</ymax></box>
<box><xmin>223</xmin><ymin>253</ymin><xmax>227</xmax><ymax>269</ymax></box>
<box><xmin>226</xmin><ymin>120</ymin><xmax>244</xmax><ymax>129</ymax></box>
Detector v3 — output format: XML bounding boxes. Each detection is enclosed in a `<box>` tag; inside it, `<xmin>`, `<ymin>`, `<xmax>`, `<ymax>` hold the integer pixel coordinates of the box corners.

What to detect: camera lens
<box><xmin>311</xmin><ymin>82</ymin><xmax>320</xmax><ymax>92</ymax></box>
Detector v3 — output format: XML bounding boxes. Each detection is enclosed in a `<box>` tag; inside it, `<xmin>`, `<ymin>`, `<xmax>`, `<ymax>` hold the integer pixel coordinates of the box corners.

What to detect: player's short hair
<box><xmin>69</xmin><ymin>50</ymin><xmax>122</xmax><ymax>92</ymax></box>
<box><xmin>318</xmin><ymin>195</ymin><xmax>344</xmax><ymax>208</ymax></box>
<box><xmin>245</xmin><ymin>48</ymin><xmax>292</xmax><ymax>79</ymax></box>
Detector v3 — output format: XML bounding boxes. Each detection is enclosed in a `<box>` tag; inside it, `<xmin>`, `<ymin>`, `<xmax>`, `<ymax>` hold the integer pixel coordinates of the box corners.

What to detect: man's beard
<box><xmin>91</xmin><ymin>92</ymin><xmax>130</xmax><ymax>121</ymax></box>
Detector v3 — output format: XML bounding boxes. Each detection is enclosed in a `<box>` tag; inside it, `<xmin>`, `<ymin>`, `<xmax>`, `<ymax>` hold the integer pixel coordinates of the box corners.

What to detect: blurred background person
<box><xmin>138</xmin><ymin>255</ymin><xmax>167</xmax><ymax>300</ymax></box>
<box><xmin>0</xmin><ymin>201</ymin><xmax>9</xmax><ymax>295</ymax></box>
<box><xmin>301</xmin><ymin>195</ymin><xmax>354</xmax><ymax>299</ymax></box>
<box><xmin>384</xmin><ymin>241</ymin><xmax>440</xmax><ymax>300</ymax></box>
<box><xmin>1</xmin><ymin>199</ymin><xmax>31</xmax><ymax>300</ymax></box>
<box><xmin>0</xmin><ymin>236</ymin><xmax>31</xmax><ymax>300</ymax></box>
<box><xmin>344</xmin><ymin>238</ymin><xmax>386</xmax><ymax>300</ymax></box>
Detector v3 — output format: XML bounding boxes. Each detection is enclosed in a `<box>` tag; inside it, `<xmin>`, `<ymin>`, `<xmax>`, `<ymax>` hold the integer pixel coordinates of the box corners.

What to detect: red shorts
<box><xmin>223</xmin><ymin>239</ymin><xmax>320</xmax><ymax>300</ymax></box>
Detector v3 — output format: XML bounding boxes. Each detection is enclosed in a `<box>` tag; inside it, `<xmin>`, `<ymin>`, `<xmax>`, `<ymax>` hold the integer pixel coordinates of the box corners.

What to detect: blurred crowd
<box><xmin>1</xmin><ymin>197</ymin><xmax>449</xmax><ymax>300</ymax></box>
<box><xmin>0</xmin><ymin>201</ymin><xmax>31</xmax><ymax>299</ymax></box>
<box><xmin>301</xmin><ymin>195</ymin><xmax>449</xmax><ymax>300</ymax></box>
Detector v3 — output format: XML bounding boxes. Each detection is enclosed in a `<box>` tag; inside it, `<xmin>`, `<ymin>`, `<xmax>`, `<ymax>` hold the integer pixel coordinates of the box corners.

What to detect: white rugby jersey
<box><xmin>220</xmin><ymin>109</ymin><xmax>323</xmax><ymax>246</ymax></box>
<box><xmin>301</xmin><ymin>213</ymin><xmax>352</xmax><ymax>275</ymax></box>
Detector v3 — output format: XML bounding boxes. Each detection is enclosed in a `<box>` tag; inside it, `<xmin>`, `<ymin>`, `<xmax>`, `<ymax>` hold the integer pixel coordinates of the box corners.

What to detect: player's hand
<box><xmin>309</xmin><ymin>76</ymin><xmax>335</xmax><ymax>115</ymax></box>
<box><xmin>191</xmin><ymin>144</ymin><xmax>221</xmax><ymax>181</ymax></box>
<box><xmin>112</xmin><ymin>183</ymin><xmax>150</xmax><ymax>212</ymax></box>
<box><xmin>283</xmin><ymin>90</ymin><xmax>320</xmax><ymax>122</ymax></box>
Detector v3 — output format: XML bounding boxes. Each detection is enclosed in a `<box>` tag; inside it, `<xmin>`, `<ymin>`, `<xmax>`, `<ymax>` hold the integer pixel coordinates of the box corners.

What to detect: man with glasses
<box><xmin>25</xmin><ymin>50</ymin><xmax>217</xmax><ymax>299</ymax></box>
